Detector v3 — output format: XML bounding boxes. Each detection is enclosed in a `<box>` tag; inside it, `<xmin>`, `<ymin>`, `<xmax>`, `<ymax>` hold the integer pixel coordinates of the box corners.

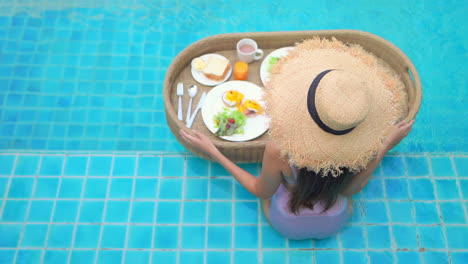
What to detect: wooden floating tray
<box><xmin>163</xmin><ymin>30</ymin><xmax>422</xmax><ymax>163</ymax></box>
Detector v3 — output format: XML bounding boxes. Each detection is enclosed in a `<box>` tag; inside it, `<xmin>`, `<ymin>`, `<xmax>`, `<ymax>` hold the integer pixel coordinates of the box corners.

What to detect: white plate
<box><xmin>201</xmin><ymin>81</ymin><xmax>270</xmax><ymax>142</ymax></box>
<box><xmin>260</xmin><ymin>47</ymin><xmax>294</xmax><ymax>86</ymax></box>
<box><xmin>191</xmin><ymin>54</ymin><xmax>232</xmax><ymax>86</ymax></box>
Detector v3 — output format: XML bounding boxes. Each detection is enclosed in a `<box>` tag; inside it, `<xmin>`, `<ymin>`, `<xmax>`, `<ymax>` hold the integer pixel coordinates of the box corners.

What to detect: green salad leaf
<box><xmin>267</xmin><ymin>56</ymin><xmax>280</xmax><ymax>73</ymax></box>
<box><xmin>213</xmin><ymin>108</ymin><xmax>247</xmax><ymax>136</ymax></box>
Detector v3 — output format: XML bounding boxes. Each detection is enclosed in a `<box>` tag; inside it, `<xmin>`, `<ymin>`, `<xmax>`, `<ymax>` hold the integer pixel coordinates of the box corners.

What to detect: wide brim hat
<box><xmin>265</xmin><ymin>37</ymin><xmax>408</xmax><ymax>176</ymax></box>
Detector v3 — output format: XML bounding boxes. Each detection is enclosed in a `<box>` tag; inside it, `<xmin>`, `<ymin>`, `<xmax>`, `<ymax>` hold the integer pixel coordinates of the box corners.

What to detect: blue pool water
<box><xmin>0</xmin><ymin>0</ymin><xmax>467</xmax><ymax>264</ymax></box>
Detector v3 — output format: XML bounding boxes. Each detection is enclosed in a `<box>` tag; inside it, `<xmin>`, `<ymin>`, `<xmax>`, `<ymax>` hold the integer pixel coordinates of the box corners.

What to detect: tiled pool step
<box><xmin>0</xmin><ymin>152</ymin><xmax>467</xmax><ymax>264</ymax></box>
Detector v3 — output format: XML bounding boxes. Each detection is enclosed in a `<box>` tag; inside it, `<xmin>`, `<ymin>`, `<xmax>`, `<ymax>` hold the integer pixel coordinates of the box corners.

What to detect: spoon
<box><xmin>186</xmin><ymin>84</ymin><xmax>198</xmax><ymax>123</ymax></box>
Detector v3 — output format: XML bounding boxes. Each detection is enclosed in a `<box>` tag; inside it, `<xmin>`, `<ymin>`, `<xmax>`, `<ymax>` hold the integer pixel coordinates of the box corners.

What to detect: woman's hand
<box><xmin>179</xmin><ymin>129</ymin><xmax>220</xmax><ymax>158</ymax></box>
<box><xmin>382</xmin><ymin>119</ymin><xmax>415</xmax><ymax>152</ymax></box>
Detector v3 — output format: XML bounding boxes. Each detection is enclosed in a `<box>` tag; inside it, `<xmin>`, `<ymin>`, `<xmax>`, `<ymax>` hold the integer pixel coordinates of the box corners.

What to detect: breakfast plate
<box><xmin>259</xmin><ymin>47</ymin><xmax>294</xmax><ymax>86</ymax></box>
<box><xmin>201</xmin><ymin>81</ymin><xmax>270</xmax><ymax>142</ymax></box>
<box><xmin>191</xmin><ymin>54</ymin><xmax>232</xmax><ymax>86</ymax></box>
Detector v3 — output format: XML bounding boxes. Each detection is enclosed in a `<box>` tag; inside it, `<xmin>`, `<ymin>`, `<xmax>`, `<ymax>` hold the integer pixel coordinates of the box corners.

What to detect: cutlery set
<box><xmin>177</xmin><ymin>82</ymin><xmax>206</xmax><ymax>128</ymax></box>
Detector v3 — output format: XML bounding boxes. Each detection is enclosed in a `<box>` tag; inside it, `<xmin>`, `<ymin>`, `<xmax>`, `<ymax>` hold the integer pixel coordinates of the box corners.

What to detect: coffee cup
<box><xmin>236</xmin><ymin>39</ymin><xmax>264</xmax><ymax>63</ymax></box>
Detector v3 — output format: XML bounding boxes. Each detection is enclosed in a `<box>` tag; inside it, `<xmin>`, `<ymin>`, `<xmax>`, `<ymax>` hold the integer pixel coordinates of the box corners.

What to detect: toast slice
<box><xmin>203</xmin><ymin>57</ymin><xmax>230</xmax><ymax>81</ymax></box>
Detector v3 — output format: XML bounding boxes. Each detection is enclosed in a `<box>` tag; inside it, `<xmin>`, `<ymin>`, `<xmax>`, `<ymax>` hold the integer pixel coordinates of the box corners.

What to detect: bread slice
<box><xmin>203</xmin><ymin>57</ymin><xmax>230</xmax><ymax>81</ymax></box>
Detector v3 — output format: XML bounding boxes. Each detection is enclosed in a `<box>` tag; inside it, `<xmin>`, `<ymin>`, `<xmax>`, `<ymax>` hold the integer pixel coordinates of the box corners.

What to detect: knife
<box><xmin>186</xmin><ymin>92</ymin><xmax>207</xmax><ymax>128</ymax></box>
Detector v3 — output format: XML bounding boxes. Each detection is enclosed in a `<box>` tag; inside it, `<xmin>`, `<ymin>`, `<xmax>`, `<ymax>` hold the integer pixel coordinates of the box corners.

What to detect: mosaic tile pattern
<box><xmin>0</xmin><ymin>1</ymin><xmax>467</xmax><ymax>152</ymax></box>
<box><xmin>0</xmin><ymin>153</ymin><xmax>467</xmax><ymax>264</ymax></box>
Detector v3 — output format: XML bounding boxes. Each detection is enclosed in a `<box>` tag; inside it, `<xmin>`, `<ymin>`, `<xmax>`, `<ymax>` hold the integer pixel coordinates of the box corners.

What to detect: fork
<box><xmin>177</xmin><ymin>83</ymin><xmax>183</xmax><ymax>121</ymax></box>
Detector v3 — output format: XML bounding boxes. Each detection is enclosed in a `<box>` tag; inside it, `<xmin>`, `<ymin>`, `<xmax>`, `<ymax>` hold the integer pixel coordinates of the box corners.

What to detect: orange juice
<box><xmin>234</xmin><ymin>61</ymin><xmax>248</xmax><ymax>80</ymax></box>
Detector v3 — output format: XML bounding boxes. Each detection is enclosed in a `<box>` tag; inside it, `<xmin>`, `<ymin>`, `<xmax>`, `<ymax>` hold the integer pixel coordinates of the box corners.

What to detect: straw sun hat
<box><xmin>265</xmin><ymin>37</ymin><xmax>408</xmax><ymax>176</ymax></box>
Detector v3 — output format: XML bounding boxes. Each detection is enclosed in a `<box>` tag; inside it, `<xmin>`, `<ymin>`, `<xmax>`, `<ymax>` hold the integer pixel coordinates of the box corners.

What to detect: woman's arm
<box><xmin>341</xmin><ymin>119</ymin><xmax>414</xmax><ymax>196</ymax></box>
<box><xmin>179</xmin><ymin>129</ymin><xmax>283</xmax><ymax>199</ymax></box>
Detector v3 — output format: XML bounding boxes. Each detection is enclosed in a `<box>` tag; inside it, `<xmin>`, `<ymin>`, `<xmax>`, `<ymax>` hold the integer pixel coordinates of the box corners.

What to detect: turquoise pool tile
<box><xmin>340</xmin><ymin>225</ymin><xmax>366</xmax><ymax>249</ymax></box>
<box><xmin>105</xmin><ymin>201</ymin><xmax>130</xmax><ymax>223</ymax></box>
<box><xmin>43</xmin><ymin>250</ymin><xmax>68</xmax><ymax>264</ymax></box>
<box><xmin>47</xmin><ymin>225</ymin><xmax>74</xmax><ymax>248</ymax></box>
<box><xmin>125</xmin><ymin>251</ymin><xmax>150</xmax><ymax>264</ymax></box>
<box><xmin>185</xmin><ymin>179</ymin><xmax>208</xmax><ymax>199</ymax></box>
<box><xmin>137</xmin><ymin>156</ymin><xmax>160</xmax><ymax>176</ymax></box>
<box><xmin>79</xmin><ymin>201</ymin><xmax>105</xmax><ymax>223</ymax></box>
<box><xmin>0</xmin><ymin>224</ymin><xmax>22</xmax><ymax>247</ymax></box>
<box><xmin>445</xmin><ymin>226</ymin><xmax>468</xmax><ymax>249</ymax></box>
<box><xmin>161</xmin><ymin>156</ymin><xmax>185</xmax><ymax>176</ymax></box>
<box><xmin>392</xmin><ymin>225</ymin><xmax>418</xmax><ymax>249</ymax></box>
<box><xmin>435</xmin><ymin>179</ymin><xmax>460</xmax><ymax>199</ymax></box>
<box><xmin>16</xmin><ymin>250</ymin><xmax>42</xmax><ymax>264</ymax></box>
<box><xmin>109</xmin><ymin>178</ymin><xmax>133</xmax><ymax>199</ymax></box>
<box><xmin>235</xmin><ymin>181</ymin><xmax>256</xmax><ymax>200</ymax></box>
<box><xmin>58</xmin><ymin>178</ymin><xmax>83</xmax><ymax>198</ymax></box>
<box><xmin>0</xmin><ymin>178</ymin><xmax>8</xmax><ymax>197</ymax></box>
<box><xmin>152</xmin><ymin>251</ymin><xmax>176</xmax><ymax>264</ymax></box>
<box><xmin>182</xmin><ymin>201</ymin><xmax>207</xmax><ymax>224</ymax></box>
<box><xmin>208</xmin><ymin>226</ymin><xmax>232</xmax><ymax>249</ymax></box>
<box><xmin>315</xmin><ymin>251</ymin><xmax>338</xmax><ymax>263</ymax></box>
<box><xmin>451</xmin><ymin>252</ymin><xmax>468</xmax><ymax>264</ymax></box>
<box><xmin>368</xmin><ymin>251</ymin><xmax>394</xmax><ymax>264</ymax></box>
<box><xmin>234</xmin><ymin>251</ymin><xmax>258</xmax><ymax>264</ymax></box>
<box><xmin>381</xmin><ymin>156</ymin><xmax>405</xmax><ymax>177</ymax></box>
<box><xmin>388</xmin><ymin>201</ymin><xmax>414</xmax><ymax>223</ymax></box>
<box><xmin>396</xmin><ymin>252</ymin><xmax>422</xmax><ymax>264</ymax></box>
<box><xmin>83</xmin><ymin>178</ymin><xmax>108</xmax><ymax>199</ymax></box>
<box><xmin>342</xmin><ymin>251</ymin><xmax>367</xmax><ymax>264</ymax></box>
<box><xmin>235</xmin><ymin>201</ymin><xmax>258</xmax><ymax>224</ymax></box>
<box><xmin>154</xmin><ymin>226</ymin><xmax>178</xmax><ymax>249</ymax></box>
<box><xmin>288</xmin><ymin>239</ymin><xmax>312</xmax><ymax>248</ymax></box>
<box><xmin>424</xmin><ymin>252</ymin><xmax>449</xmax><ymax>264</ymax></box>
<box><xmin>363</xmin><ymin>201</ymin><xmax>389</xmax><ymax>223</ymax></box>
<box><xmin>27</xmin><ymin>200</ymin><xmax>53</xmax><ymax>222</ymax></box>
<box><xmin>97</xmin><ymin>251</ymin><xmax>122</xmax><ymax>264</ymax></box>
<box><xmin>156</xmin><ymin>202</ymin><xmax>180</xmax><ymax>224</ymax></box>
<box><xmin>207</xmin><ymin>251</ymin><xmax>231</xmax><ymax>264</ymax></box>
<box><xmin>261</xmin><ymin>225</ymin><xmax>286</xmax><ymax>248</ymax></box>
<box><xmin>367</xmin><ymin>225</ymin><xmax>391</xmax><ymax>249</ymax></box>
<box><xmin>460</xmin><ymin>179</ymin><xmax>468</xmax><ymax>198</ymax></box>
<box><xmin>439</xmin><ymin>202</ymin><xmax>466</xmax><ymax>223</ymax></box>
<box><xmin>235</xmin><ymin>226</ymin><xmax>258</xmax><ymax>249</ymax></box>
<box><xmin>130</xmin><ymin>201</ymin><xmax>155</xmax><ymax>223</ymax></box>
<box><xmin>208</xmin><ymin>202</ymin><xmax>232</xmax><ymax>224</ymax></box>
<box><xmin>453</xmin><ymin>157</ymin><xmax>468</xmax><ymax>176</ymax></box>
<box><xmin>112</xmin><ymin>156</ymin><xmax>136</xmax><ymax>176</ymax></box>
<box><xmin>409</xmin><ymin>178</ymin><xmax>435</xmax><ymax>200</ymax></box>
<box><xmin>128</xmin><ymin>225</ymin><xmax>152</xmax><ymax>248</ymax></box>
<box><xmin>20</xmin><ymin>224</ymin><xmax>48</xmax><ymax>247</ymax></box>
<box><xmin>210</xmin><ymin>178</ymin><xmax>233</xmax><ymax>200</ymax></box>
<box><xmin>14</xmin><ymin>155</ymin><xmax>39</xmax><ymax>175</ymax></box>
<box><xmin>430</xmin><ymin>157</ymin><xmax>455</xmax><ymax>177</ymax></box>
<box><xmin>181</xmin><ymin>225</ymin><xmax>205</xmax><ymax>249</ymax></box>
<box><xmin>385</xmin><ymin>178</ymin><xmax>409</xmax><ymax>199</ymax></box>
<box><xmin>74</xmin><ymin>225</ymin><xmax>101</xmax><ymax>248</ymax></box>
<box><xmin>88</xmin><ymin>156</ymin><xmax>112</xmax><ymax>176</ymax></box>
<box><xmin>263</xmin><ymin>251</ymin><xmax>286</xmax><ymax>264</ymax></box>
<box><xmin>361</xmin><ymin>178</ymin><xmax>384</xmax><ymax>199</ymax></box>
<box><xmin>134</xmin><ymin>178</ymin><xmax>158</xmax><ymax>199</ymax></box>
<box><xmin>53</xmin><ymin>200</ymin><xmax>79</xmax><ymax>222</ymax></box>
<box><xmin>414</xmin><ymin>202</ymin><xmax>440</xmax><ymax>224</ymax></box>
<box><xmin>0</xmin><ymin>155</ymin><xmax>15</xmax><ymax>175</ymax></box>
<box><xmin>186</xmin><ymin>157</ymin><xmax>209</xmax><ymax>177</ymax></box>
<box><xmin>288</xmin><ymin>251</ymin><xmax>312</xmax><ymax>263</ymax></box>
<box><xmin>158</xmin><ymin>178</ymin><xmax>183</xmax><ymax>199</ymax></box>
<box><xmin>180</xmin><ymin>252</ymin><xmax>204</xmax><ymax>264</ymax></box>
<box><xmin>39</xmin><ymin>156</ymin><xmax>64</xmax><ymax>176</ymax></box>
<box><xmin>405</xmin><ymin>156</ymin><xmax>429</xmax><ymax>176</ymax></box>
<box><xmin>34</xmin><ymin>177</ymin><xmax>59</xmax><ymax>198</ymax></box>
<box><xmin>314</xmin><ymin>234</ymin><xmax>339</xmax><ymax>249</ymax></box>
<box><xmin>419</xmin><ymin>226</ymin><xmax>446</xmax><ymax>249</ymax></box>
<box><xmin>101</xmin><ymin>225</ymin><xmax>126</xmax><ymax>248</ymax></box>
<box><xmin>1</xmin><ymin>200</ymin><xmax>28</xmax><ymax>222</ymax></box>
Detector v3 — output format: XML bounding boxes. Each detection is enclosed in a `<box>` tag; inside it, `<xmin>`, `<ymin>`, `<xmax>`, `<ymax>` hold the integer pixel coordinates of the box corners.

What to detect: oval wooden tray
<box><xmin>163</xmin><ymin>30</ymin><xmax>422</xmax><ymax>162</ymax></box>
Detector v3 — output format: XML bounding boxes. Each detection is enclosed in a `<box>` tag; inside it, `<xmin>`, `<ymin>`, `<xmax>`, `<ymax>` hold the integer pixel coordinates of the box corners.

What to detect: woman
<box><xmin>180</xmin><ymin>38</ymin><xmax>414</xmax><ymax>239</ymax></box>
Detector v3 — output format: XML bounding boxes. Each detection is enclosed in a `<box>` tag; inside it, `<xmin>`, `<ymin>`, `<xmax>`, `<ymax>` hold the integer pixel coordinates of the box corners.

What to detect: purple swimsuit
<box><xmin>268</xmin><ymin>165</ymin><xmax>349</xmax><ymax>240</ymax></box>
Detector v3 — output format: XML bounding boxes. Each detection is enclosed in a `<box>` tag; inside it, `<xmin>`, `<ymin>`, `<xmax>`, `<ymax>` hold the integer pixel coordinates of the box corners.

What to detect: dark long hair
<box><xmin>289</xmin><ymin>167</ymin><xmax>353</xmax><ymax>215</ymax></box>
